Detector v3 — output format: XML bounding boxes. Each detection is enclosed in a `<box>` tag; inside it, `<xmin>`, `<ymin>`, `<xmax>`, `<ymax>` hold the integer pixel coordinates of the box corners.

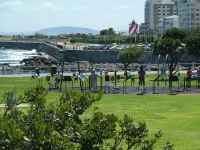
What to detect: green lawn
<box><xmin>0</xmin><ymin>76</ymin><xmax>200</xmax><ymax>149</ymax></box>
<box><xmin>83</xmin><ymin>94</ymin><xmax>200</xmax><ymax>150</ymax></box>
<box><xmin>0</xmin><ymin>77</ymin><xmax>48</xmax><ymax>98</ymax></box>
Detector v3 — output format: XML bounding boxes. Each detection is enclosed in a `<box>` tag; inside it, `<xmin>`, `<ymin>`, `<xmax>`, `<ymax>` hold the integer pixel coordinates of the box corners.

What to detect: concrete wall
<box><xmin>39</xmin><ymin>42</ymin><xmax>61</xmax><ymax>60</ymax></box>
<box><xmin>0</xmin><ymin>41</ymin><xmax>121</xmax><ymax>63</ymax></box>
<box><xmin>0</xmin><ymin>41</ymin><xmax>41</xmax><ymax>50</ymax></box>
<box><xmin>1</xmin><ymin>41</ymin><xmax>197</xmax><ymax>64</ymax></box>
<box><xmin>64</xmin><ymin>50</ymin><xmax>118</xmax><ymax>63</ymax></box>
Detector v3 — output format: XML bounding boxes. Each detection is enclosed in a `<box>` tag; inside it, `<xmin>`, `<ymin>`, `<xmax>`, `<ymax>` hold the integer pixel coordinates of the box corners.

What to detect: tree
<box><xmin>185</xmin><ymin>27</ymin><xmax>200</xmax><ymax>60</ymax></box>
<box><xmin>118</xmin><ymin>46</ymin><xmax>144</xmax><ymax>78</ymax></box>
<box><xmin>100</xmin><ymin>28</ymin><xmax>116</xmax><ymax>36</ymax></box>
<box><xmin>154</xmin><ymin>28</ymin><xmax>187</xmax><ymax>81</ymax></box>
<box><xmin>0</xmin><ymin>86</ymin><xmax>170</xmax><ymax>149</ymax></box>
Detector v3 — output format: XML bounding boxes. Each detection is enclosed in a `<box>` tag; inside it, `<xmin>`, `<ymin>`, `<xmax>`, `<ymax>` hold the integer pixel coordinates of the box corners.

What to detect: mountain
<box><xmin>36</xmin><ymin>26</ymin><xmax>99</xmax><ymax>35</ymax></box>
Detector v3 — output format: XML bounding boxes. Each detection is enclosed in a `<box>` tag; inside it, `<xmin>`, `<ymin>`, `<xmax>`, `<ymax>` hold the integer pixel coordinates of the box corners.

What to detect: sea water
<box><xmin>0</xmin><ymin>48</ymin><xmax>39</xmax><ymax>66</ymax></box>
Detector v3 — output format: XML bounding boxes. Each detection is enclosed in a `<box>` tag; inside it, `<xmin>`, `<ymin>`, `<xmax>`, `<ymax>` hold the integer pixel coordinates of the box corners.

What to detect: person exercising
<box><xmin>138</xmin><ymin>66</ymin><xmax>146</xmax><ymax>86</ymax></box>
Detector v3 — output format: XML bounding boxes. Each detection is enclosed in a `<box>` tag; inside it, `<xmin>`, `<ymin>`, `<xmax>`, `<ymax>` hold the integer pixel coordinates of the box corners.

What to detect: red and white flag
<box><xmin>129</xmin><ymin>20</ymin><xmax>138</xmax><ymax>35</ymax></box>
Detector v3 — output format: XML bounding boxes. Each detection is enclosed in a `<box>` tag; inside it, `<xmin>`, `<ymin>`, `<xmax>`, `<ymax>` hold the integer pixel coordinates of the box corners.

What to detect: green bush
<box><xmin>0</xmin><ymin>86</ymin><xmax>170</xmax><ymax>149</ymax></box>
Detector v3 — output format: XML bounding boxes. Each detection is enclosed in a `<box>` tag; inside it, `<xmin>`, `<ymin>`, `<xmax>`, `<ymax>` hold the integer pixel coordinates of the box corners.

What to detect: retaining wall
<box><xmin>1</xmin><ymin>41</ymin><xmax>198</xmax><ymax>64</ymax></box>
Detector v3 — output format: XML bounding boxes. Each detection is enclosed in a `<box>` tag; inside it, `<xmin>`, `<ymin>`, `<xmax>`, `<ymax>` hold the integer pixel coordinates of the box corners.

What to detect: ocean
<box><xmin>0</xmin><ymin>48</ymin><xmax>41</xmax><ymax>66</ymax></box>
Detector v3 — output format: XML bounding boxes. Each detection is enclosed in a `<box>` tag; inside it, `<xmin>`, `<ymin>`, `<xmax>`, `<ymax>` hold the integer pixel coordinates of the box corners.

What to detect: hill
<box><xmin>37</xmin><ymin>26</ymin><xmax>99</xmax><ymax>35</ymax></box>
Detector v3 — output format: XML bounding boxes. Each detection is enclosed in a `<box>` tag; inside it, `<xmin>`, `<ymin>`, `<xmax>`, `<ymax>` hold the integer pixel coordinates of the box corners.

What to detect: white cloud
<box><xmin>71</xmin><ymin>6</ymin><xmax>89</xmax><ymax>11</ymax></box>
<box><xmin>39</xmin><ymin>2</ymin><xmax>65</xmax><ymax>11</ymax></box>
<box><xmin>0</xmin><ymin>1</ymin><xmax>23</xmax><ymax>9</ymax></box>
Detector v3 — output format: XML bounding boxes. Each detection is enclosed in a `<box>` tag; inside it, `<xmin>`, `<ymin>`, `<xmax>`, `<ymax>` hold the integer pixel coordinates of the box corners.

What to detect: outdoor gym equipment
<box><xmin>156</xmin><ymin>54</ymin><xmax>168</xmax><ymax>86</ymax></box>
<box><xmin>136</xmin><ymin>85</ymin><xmax>146</xmax><ymax>95</ymax></box>
<box><xmin>51</xmin><ymin>65</ymin><xmax>57</xmax><ymax>76</ymax></box>
<box><xmin>63</xmin><ymin>76</ymin><xmax>73</xmax><ymax>91</ymax></box>
<box><xmin>32</xmin><ymin>73</ymin><xmax>42</xmax><ymax>86</ymax></box>
<box><xmin>112</xmin><ymin>70</ymin><xmax>121</xmax><ymax>94</ymax></box>
<box><xmin>32</xmin><ymin>65</ymin><xmax>42</xmax><ymax>86</ymax></box>
<box><xmin>46</xmin><ymin>75</ymin><xmax>60</xmax><ymax>90</ymax></box>
<box><xmin>152</xmin><ymin>54</ymin><xmax>186</xmax><ymax>94</ymax></box>
<box><xmin>75</xmin><ymin>72</ymin><xmax>89</xmax><ymax>92</ymax></box>
<box><xmin>122</xmin><ymin>72</ymin><xmax>135</xmax><ymax>94</ymax></box>
<box><xmin>152</xmin><ymin>54</ymin><xmax>168</xmax><ymax>94</ymax></box>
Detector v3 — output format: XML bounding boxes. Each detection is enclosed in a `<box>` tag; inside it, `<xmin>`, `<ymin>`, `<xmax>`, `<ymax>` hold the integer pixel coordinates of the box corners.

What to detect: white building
<box><xmin>164</xmin><ymin>15</ymin><xmax>179</xmax><ymax>29</ymax></box>
<box><xmin>178</xmin><ymin>0</ymin><xmax>200</xmax><ymax>29</ymax></box>
<box><xmin>145</xmin><ymin>0</ymin><xmax>178</xmax><ymax>32</ymax></box>
<box><xmin>155</xmin><ymin>15</ymin><xmax>179</xmax><ymax>34</ymax></box>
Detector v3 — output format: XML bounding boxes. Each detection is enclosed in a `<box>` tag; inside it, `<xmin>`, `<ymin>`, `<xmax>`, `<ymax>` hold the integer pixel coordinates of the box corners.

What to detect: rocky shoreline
<box><xmin>0</xmin><ymin>55</ymin><xmax>58</xmax><ymax>74</ymax></box>
<box><xmin>20</xmin><ymin>55</ymin><xmax>58</xmax><ymax>66</ymax></box>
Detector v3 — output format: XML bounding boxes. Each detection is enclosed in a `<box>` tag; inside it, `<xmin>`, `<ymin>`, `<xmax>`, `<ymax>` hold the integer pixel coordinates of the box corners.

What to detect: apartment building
<box><xmin>155</xmin><ymin>15</ymin><xmax>179</xmax><ymax>34</ymax></box>
<box><xmin>178</xmin><ymin>0</ymin><xmax>200</xmax><ymax>29</ymax></box>
<box><xmin>145</xmin><ymin>0</ymin><xmax>178</xmax><ymax>31</ymax></box>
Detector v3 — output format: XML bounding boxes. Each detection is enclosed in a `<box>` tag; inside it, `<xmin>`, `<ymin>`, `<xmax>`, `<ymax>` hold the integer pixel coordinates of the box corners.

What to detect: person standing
<box><xmin>138</xmin><ymin>66</ymin><xmax>146</xmax><ymax>86</ymax></box>
<box><xmin>186</xmin><ymin>67</ymin><xmax>192</xmax><ymax>88</ymax></box>
<box><xmin>104</xmin><ymin>72</ymin><xmax>110</xmax><ymax>93</ymax></box>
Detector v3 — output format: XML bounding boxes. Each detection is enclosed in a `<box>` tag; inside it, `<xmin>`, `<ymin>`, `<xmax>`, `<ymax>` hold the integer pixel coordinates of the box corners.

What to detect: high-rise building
<box><xmin>178</xmin><ymin>0</ymin><xmax>200</xmax><ymax>29</ymax></box>
<box><xmin>145</xmin><ymin>0</ymin><xmax>178</xmax><ymax>31</ymax></box>
<box><xmin>155</xmin><ymin>15</ymin><xmax>179</xmax><ymax>34</ymax></box>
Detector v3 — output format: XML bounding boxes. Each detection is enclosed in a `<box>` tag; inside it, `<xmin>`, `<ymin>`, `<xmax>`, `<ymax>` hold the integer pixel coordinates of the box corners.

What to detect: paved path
<box><xmin>49</xmin><ymin>85</ymin><xmax>200</xmax><ymax>95</ymax></box>
<box><xmin>0</xmin><ymin>104</ymin><xmax>30</xmax><ymax>108</ymax></box>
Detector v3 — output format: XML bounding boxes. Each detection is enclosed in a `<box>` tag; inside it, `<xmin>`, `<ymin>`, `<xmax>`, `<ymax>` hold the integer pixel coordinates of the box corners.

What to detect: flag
<box><xmin>129</xmin><ymin>20</ymin><xmax>138</xmax><ymax>35</ymax></box>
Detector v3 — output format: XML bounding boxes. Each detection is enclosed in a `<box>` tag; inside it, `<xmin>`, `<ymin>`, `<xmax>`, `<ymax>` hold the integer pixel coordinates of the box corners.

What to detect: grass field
<box><xmin>0</xmin><ymin>76</ymin><xmax>200</xmax><ymax>149</ymax></box>
<box><xmin>84</xmin><ymin>94</ymin><xmax>200</xmax><ymax>150</ymax></box>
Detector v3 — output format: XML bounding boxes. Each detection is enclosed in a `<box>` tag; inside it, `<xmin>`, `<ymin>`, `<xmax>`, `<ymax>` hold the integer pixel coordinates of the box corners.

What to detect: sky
<box><xmin>0</xmin><ymin>0</ymin><xmax>146</xmax><ymax>32</ymax></box>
